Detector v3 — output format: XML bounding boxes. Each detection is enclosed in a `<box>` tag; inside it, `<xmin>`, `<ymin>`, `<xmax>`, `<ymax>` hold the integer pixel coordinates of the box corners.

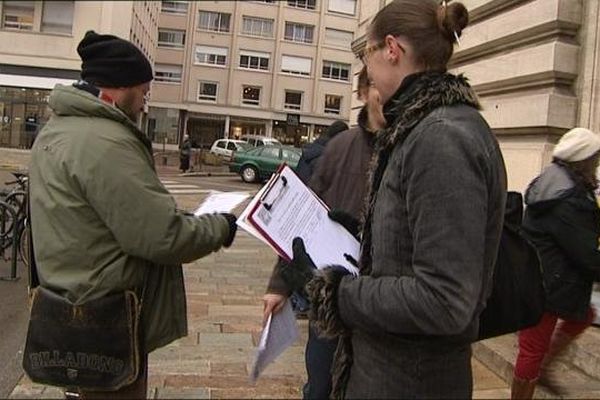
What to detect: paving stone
<box><xmin>155</xmin><ymin>387</ymin><xmax>210</xmax><ymax>399</ymax></box>
<box><xmin>187</xmin><ymin>302</ymin><xmax>209</xmax><ymax>318</ymax></box>
<box><xmin>198</xmin><ymin>333</ymin><xmax>254</xmax><ymax>349</ymax></box>
<box><xmin>210</xmin><ymin>362</ymin><xmax>248</xmax><ymax>376</ymax></box>
<box><xmin>208</xmin><ymin>305</ymin><xmax>263</xmax><ymax>317</ymax></box>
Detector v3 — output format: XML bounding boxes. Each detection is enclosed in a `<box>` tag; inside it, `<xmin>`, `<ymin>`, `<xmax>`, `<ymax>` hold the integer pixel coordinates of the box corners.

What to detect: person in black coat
<box><xmin>179</xmin><ymin>134</ymin><xmax>191</xmax><ymax>172</ymax></box>
<box><xmin>512</xmin><ymin>127</ymin><xmax>600</xmax><ymax>399</ymax></box>
<box><xmin>295</xmin><ymin>120</ymin><xmax>349</xmax><ymax>184</ymax></box>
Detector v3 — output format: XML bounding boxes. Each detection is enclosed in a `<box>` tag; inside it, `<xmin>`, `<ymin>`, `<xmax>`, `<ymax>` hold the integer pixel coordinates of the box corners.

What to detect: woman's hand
<box><xmin>262</xmin><ymin>293</ymin><xmax>287</xmax><ymax>324</ymax></box>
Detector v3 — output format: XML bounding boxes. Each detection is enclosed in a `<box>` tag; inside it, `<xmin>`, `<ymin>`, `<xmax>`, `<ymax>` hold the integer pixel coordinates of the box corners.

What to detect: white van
<box><xmin>240</xmin><ymin>135</ymin><xmax>281</xmax><ymax>147</ymax></box>
<box><xmin>210</xmin><ymin>139</ymin><xmax>251</xmax><ymax>160</ymax></box>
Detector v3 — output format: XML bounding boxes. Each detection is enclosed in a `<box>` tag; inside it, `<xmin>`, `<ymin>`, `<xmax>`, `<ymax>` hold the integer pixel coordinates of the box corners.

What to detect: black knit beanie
<box><xmin>77</xmin><ymin>30</ymin><xmax>153</xmax><ymax>88</ymax></box>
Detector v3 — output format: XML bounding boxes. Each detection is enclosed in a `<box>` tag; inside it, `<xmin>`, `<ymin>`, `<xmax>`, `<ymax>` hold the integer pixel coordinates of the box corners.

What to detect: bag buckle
<box><xmin>64</xmin><ymin>390</ymin><xmax>81</xmax><ymax>399</ymax></box>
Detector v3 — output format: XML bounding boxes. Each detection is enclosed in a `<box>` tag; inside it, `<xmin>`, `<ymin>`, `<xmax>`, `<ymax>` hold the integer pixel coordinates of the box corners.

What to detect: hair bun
<box><xmin>437</xmin><ymin>2</ymin><xmax>469</xmax><ymax>42</ymax></box>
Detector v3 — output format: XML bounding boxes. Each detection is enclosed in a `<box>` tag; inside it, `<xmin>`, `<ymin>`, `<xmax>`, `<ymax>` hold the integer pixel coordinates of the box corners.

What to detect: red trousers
<box><xmin>514</xmin><ymin>309</ymin><xmax>595</xmax><ymax>380</ymax></box>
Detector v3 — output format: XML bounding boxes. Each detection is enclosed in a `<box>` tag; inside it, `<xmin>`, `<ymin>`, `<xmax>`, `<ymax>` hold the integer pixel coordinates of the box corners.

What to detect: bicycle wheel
<box><xmin>0</xmin><ymin>201</ymin><xmax>17</xmax><ymax>254</ymax></box>
<box><xmin>18</xmin><ymin>220</ymin><xmax>29</xmax><ymax>267</ymax></box>
<box><xmin>5</xmin><ymin>190</ymin><xmax>26</xmax><ymax>219</ymax></box>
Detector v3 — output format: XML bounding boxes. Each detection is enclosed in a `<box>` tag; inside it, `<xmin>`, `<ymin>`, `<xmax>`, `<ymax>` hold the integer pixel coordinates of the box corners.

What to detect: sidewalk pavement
<box><xmin>8</xmin><ymin>192</ymin><xmax>509</xmax><ymax>399</ymax></box>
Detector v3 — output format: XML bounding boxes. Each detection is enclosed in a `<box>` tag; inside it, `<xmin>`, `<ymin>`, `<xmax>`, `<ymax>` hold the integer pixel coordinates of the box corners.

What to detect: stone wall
<box><xmin>351</xmin><ymin>0</ymin><xmax>595</xmax><ymax>193</ymax></box>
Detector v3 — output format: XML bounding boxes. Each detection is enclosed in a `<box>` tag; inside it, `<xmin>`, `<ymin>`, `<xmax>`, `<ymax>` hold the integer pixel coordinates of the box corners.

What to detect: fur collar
<box><xmin>377</xmin><ymin>72</ymin><xmax>480</xmax><ymax>152</ymax></box>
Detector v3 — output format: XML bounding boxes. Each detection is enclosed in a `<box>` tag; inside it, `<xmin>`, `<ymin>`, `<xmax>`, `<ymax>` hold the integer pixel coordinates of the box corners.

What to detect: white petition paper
<box><xmin>250</xmin><ymin>301</ymin><xmax>299</xmax><ymax>383</ymax></box>
<box><xmin>246</xmin><ymin>166</ymin><xmax>360</xmax><ymax>274</ymax></box>
<box><xmin>194</xmin><ymin>191</ymin><xmax>250</xmax><ymax>216</ymax></box>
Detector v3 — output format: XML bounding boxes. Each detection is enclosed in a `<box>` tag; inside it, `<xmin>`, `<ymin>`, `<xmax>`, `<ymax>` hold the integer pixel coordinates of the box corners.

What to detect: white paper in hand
<box><xmin>194</xmin><ymin>191</ymin><xmax>250</xmax><ymax>216</ymax></box>
<box><xmin>250</xmin><ymin>301</ymin><xmax>299</xmax><ymax>383</ymax></box>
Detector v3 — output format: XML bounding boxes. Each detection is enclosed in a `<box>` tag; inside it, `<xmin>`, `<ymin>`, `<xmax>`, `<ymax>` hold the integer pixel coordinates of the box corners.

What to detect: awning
<box><xmin>0</xmin><ymin>73</ymin><xmax>75</xmax><ymax>90</ymax></box>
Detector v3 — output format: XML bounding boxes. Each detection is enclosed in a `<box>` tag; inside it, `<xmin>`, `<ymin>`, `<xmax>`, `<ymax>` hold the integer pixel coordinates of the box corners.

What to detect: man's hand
<box><xmin>220</xmin><ymin>213</ymin><xmax>237</xmax><ymax>247</ymax></box>
<box><xmin>262</xmin><ymin>293</ymin><xmax>287</xmax><ymax>324</ymax></box>
<box><xmin>280</xmin><ymin>238</ymin><xmax>316</xmax><ymax>292</ymax></box>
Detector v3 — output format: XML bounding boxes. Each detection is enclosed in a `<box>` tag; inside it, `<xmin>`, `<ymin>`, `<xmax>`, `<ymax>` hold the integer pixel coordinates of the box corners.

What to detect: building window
<box><xmin>254</xmin><ymin>0</ymin><xmax>277</xmax><ymax>3</ymax></box>
<box><xmin>2</xmin><ymin>1</ymin><xmax>34</xmax><ymax>30</ymax></box>
<box><xmin>287</xmin><ymin>0</ymin><xmax>316</xmax><ymax>10</ymax></box>
<box><xmin>198</xmin><ymin>11</ymin><xmax>230</xmax><ymax>33</ymax></box>
<box><xmin>239</xmin><ymin>51</ymin><xmax>269</xmax><ymax>71</ymax></box>
<box><xmin>284</xmin><ymin>22</ymin><xmax>314</xmax><ymax>44</ymax></box>
<box><xmin>242</xmin><ymin>16</ymin><xmax>274</xmax><ymax>38</ymax></box>
<box><xmin>242</xmin><ymin>86</ymin><xmax>261</xmax><ymax>106</ymax></box>
<box><xmin>328</xmin><ymin>0</ymin><xmax>356</xmax><ymax>15</ymax></box>
<box><xmin>158</xmin><ymin>29</ymin><xmax>185</xmax><ymax>48</ymax></box>
<box><xmin>161</xmin><ymin>0</ymin><xmax>188</xmax><ymax>14</ymax></box>
<box><xmin>322</xmin><ymin>61</ymin><xmax>350</xmax><ymax>81</ymax></box>
<box><xmin>324</xmin><ymin>95</ymin><xmax>342</xmax><ymax>114</ymax></box>
<box><xmin>198</xmin><ymin>81</ymin><xmax>218</xmax><ymax>102</ymax></box>
<box><xmin>41</xmin><ymin>1</ymin><xmax>74</xmax><ymax>34</ymax></box>
<box><xmin>155</xmin><ymin>64</ymin><xmax>182</xmax><ymax>83</ymax></box>
<box><xmin>285</xmin><ymin>91</ymin><xmax>302</xmax><ymax>110</ymax></box>
<box><xmin>194</xmin><ymin>45</ymin><xmax>227</xmax><ymax>66</ymax></box>
<box><xmin>281</xmin><ymin>55</ymin><xmax>312</xmax><ymax>76</ymax></box>
<box><xmin>324</xmin><ymin>28</ymin><xmax>353</xmax><ymax>48</ymax></box>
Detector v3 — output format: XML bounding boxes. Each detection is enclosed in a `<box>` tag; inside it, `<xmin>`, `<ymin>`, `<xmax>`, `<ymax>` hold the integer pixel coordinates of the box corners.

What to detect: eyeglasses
<box><xmin>359</xmin><ymin>41</ymin><xmax>386</xmax><ymax>65</ymax></box>
<box><xmin>359</xmin><ymin>39</ymin><xmax>406</xmax><ymax>65</ymax></box>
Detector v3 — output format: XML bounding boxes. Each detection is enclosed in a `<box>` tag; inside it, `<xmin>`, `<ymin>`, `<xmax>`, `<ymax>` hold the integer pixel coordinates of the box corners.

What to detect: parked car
<box><xmin>240</xmin><ymin>134</ymin><xmax>281</xmax><ymax>147</ymax></box>
<box><xmin>210</xmin><ymin>139</ymin><xmax>252</xmax><ymax>160</ymax></box>
<box><xmin>229</xmin><ymin>145</ymin><xmax>301</xmax><ymax>183</ymax></box>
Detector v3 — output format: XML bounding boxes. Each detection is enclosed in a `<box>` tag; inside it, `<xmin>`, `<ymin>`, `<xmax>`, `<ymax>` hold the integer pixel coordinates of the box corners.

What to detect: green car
<box><xmin>230</xmin><ymin>145</ymin><xmax>301</xmax><ymax>183</ymax></box>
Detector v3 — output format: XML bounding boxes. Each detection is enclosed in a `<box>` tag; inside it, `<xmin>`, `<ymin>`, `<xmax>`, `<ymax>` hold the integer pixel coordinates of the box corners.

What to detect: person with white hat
<box><xmin>511</xmin><ymin>127</ymin><xmax>600</xmax><ymax>399</ymax></box>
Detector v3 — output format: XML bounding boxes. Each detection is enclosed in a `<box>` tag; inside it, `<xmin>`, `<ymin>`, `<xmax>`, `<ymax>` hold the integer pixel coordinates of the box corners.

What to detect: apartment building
<box><xmin>351</xmin><ymin>0</ymin><xmax>600</xmax><ymax>194</ymax></box>
<box><xmin>148</xmin><ymin>0</ymin><xmax>359</xmax><ymax>148</ymax></box>
<box><xmin>0</xmin><ymin>0</ymin><xmax>158</xmax><ymax>149</ymax></box>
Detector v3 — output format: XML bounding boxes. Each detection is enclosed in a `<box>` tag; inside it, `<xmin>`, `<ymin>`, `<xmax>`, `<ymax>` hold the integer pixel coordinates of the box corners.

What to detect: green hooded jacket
<box><xmin>29</xmin><ymin>84</ymin><xmax>230</xmax><ymax>352</ymax></box>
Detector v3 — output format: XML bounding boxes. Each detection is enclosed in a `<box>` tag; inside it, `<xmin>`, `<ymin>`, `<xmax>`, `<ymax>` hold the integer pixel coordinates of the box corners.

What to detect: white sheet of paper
<box><xmin>246</xmin><ymin>166</ymin><xmax>360</xmax><ymax>275</ymax></box>
<box><xmin>194</xmin><ymin>191</ymin><xmax>250</xmax><ymax>216</ymax></box>
<box><xmin>250</xmin><ymin>301</ymin><xmax>299</xmax><ymax>383</ymax></box>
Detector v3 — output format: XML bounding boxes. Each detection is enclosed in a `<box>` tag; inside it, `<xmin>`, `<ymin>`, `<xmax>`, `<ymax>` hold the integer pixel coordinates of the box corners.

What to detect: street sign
<box><xmin>286</xmin><ymin>113</ymin><xmax>300</xmax><ymax>126</ymax></box>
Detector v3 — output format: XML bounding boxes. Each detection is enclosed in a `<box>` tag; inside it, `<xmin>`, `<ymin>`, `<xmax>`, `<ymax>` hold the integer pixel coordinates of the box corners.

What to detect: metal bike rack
<box><xmin>0</xmin><ymin>200</ymin><xmax>19</xmax><ymax>281</ymax></box>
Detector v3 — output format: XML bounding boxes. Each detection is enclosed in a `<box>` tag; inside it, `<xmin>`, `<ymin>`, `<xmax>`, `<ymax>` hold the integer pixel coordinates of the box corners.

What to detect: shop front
<box><xmin>229</xmin><ymin>117</ymin><xmax>268</xmax><ymax>140</ymax></box>
<box><xmin>272</xmin><ymin>114</ymin><xmax>310</xmax><ymax>147</ymax></box>
<box><xmin>0</xmin><ymin>86</ymin><xmax>51</xmax><ymax>149</ymax></box>
<box><xmin>186</xmin><ymin>113</ymin><xmax>226</xmax><ymax>149</ymax></box>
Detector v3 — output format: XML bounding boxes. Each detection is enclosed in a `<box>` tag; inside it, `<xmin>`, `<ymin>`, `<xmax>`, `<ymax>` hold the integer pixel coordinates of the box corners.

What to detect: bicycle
<box><xmin>0</xmin><ymin>171</ymin><xmax>29</xmax><ymax>269</ymax></box>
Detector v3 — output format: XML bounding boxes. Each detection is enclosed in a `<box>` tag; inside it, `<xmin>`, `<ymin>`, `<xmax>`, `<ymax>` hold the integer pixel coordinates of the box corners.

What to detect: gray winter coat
<box><xmin>307</xmin><ymin>73</ymin><xmax>507</xmax><ymax>399</ymax></box>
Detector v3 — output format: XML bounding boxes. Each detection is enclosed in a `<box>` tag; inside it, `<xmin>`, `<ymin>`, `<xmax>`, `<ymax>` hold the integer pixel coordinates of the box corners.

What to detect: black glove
<box><xmin>280</xmin><ymin>237</ymin><xmax>316</xmax><ymax>292</ymax></box>
<box><xmin>328</xmin><ymin>209</ymin><xmax>360</xmax><ymax>240</ymax></box>
<box><xmin>220</xmin><ymin>213</ymin><xmax>237</xmax><ymax>247</ymax></box>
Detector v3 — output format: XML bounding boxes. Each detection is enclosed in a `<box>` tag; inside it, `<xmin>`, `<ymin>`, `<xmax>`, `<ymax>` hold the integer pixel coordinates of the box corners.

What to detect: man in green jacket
<box><xmin>28</xmin><ymin>31</ymin><xmax>237</xmax><ymax>399</ymax></box>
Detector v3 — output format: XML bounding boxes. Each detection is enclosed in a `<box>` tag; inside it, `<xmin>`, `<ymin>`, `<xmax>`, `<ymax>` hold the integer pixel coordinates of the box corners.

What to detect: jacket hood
<box><xmin>49</xmin><ymin>84</ymin><xmax>131</xmax><ymax>124</ymax></box>
<box><xmin>48</xmin><ymin>84</ymin><xmax>153</xmax><ymax>153</ymax></box>
<box><xmin>525</xmin><ymin>163</ymin><xmax>576</xmax><ymax>208</ymax></box>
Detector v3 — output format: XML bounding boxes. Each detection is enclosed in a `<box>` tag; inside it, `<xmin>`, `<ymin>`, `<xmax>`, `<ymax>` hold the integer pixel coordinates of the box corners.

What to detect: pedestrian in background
<box><xmin>27</xmin><ymin>31</ymin><xmax>238</xmax><ymax>399</ymax></box>
<box><xmin>295</xmin><ymin>120</ymin><xmax>348</xmax><ymax>184</ymax></box>
<box><xmin>179</xmin><ymin>134</ymin><xmax>191</xmax><ymax>173</ymax></box>
<box><xmin>511</xmin><ymin>127</ymin><xmax>600</xmax><ymax>399</ymax></box>
<box><xmin>282</xmin><ymin>119</ymin><xmax>349</xmax><ymax>317</ymax></box>
<box><xmin>279</xmin><ymin>0</ymin><xmax>507</xmax><ymax>398</ymax></box>
<box><xmin>264</xmin><ymin>66</ymin><xmax>380</xmax><ymax>399</ymax></box>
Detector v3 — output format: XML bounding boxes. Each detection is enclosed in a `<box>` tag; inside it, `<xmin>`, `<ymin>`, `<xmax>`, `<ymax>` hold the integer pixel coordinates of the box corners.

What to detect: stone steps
<box><xmin>473</xmin><ymin>328</ymin><xmax>600</xmax><ymax>398</ymax></box>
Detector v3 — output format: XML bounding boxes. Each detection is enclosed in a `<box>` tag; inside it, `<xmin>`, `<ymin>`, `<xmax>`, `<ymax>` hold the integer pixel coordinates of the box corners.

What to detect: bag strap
<box><xmin>27</xmin><ymin>186</ymin><xmax>39</xmax><ymax>294</ymax></box>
